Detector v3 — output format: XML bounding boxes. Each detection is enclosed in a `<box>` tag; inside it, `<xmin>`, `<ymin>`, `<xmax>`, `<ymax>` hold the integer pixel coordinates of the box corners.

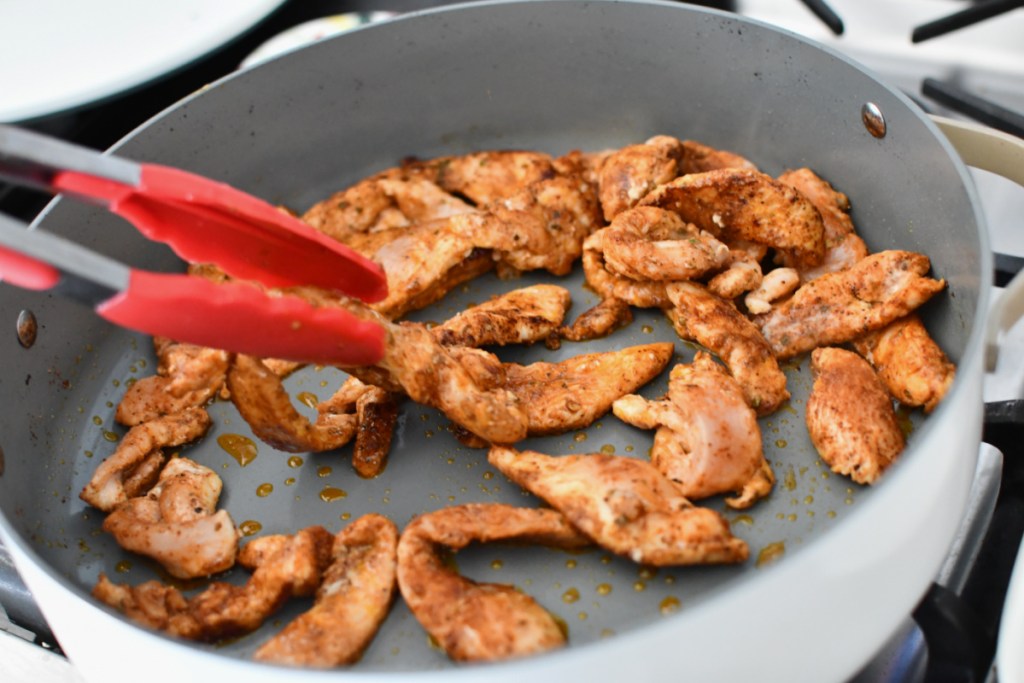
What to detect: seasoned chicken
<box><xmin>396</xmin><ymin>504</ymin><xmax>590</xmax><ymax>662</ymax></box>
<box><xmin>554</xmin><ymin>296</ymin><xmax>633</xmax><ymax>343</ymax></box>
<box><xmin>503</xmin><ymin>342</ymin><xmax>674</xmax><ymax>436</ymax></box>
<box><xmin>115</xmin><ymin>338</ymin><xmax>229</xmax><ymax>426</ymax></box>
<box><xmin>80</xmin><ymin>407</ymin><xmax>212</xmax><ymax>511</ymax></box>
<box><xmin>582</xmin><ymin>232</ymin><xmax>671</xmax><ymax>308</ymax></box>
<box><xmin>639</xmin><ymin>168</ymin><xmax>826</xmax><ymax>267</ymax></box>
<box><xmin>744</xmin><ymin>267</ymin><xmax>800</xmax><ymax>315</ymax></box>
<box><xmin>612</xmin><ymin>353</ymin><xmax>773</xmax><ymax>509</ymax></box>
<box><xmin>777</xmin><ymin>168</ymin><xmax>868</xmax><ymax>280</ymax></box>
<box><xmin>755</xmin><ymin>250</ymin><xmax>947</xmax><ymax>359</ymax></box>
<box><xmin>432</xmin><ymin>284</ymin><xmax>571</xmax><ymax>347</ymax></box>
<box><xmin>806</xmin><ymin>348</ymin><xmax>905</xmax><ymax>484</ymax></box>
<box><xmin>706</xmin><ymin>247</ymin><xmax>763</xmax><ymax>300</ymax></box>
<box><xmin>665</xmin><ymin>282</ymin><xmax>789</xmax><ymax>415</ymax></box>
<box><xmin>255</xmin><ymin>514</ymin><xmax>398</xmax><ymax>667</ymax></box>
<box><xmin>678</xmin><ymin>139</ymin><xmax>758</xmax><ymax>175</ymax></box>
<box><xmin>227</xmin><ymin>355</ymin><xmax>358</xmax><ymax>453</ymax></box>
<box><xmin>597</xmin><ymin>135</ymin><xmax>686</xmax><ymax>221</ymax></box>
<box><xmin>488</xmin><ymin>447</ymin><xmax>749</xmax><ymax>565</ymax></box>
<box><xmin>351</xmin><ymin>385</ymin><xmax>399</xmax><ymax>478</ymax></box>
<box><xmin>93</xmin><ymin>525</ymin><xmax>334</xmax><ymax>641</ymax></box>
<box><xmin>598</xmin><ymin>206</ymin><xmax>731</xmax><ymax>281</ymax></box>
<box><xmin>851</xmin><ymin>314</ymin><xmax>955</xmax><ymax>413</ymax></box>
<box><xmin>416</xmin><ymin>150</ymin><xmax>559</xmax><ymax>207</ymax></box>
<box><xmin>102</xmin><ymin>458</ymin><xmax>239</xmax><ymax>579</ymax></box>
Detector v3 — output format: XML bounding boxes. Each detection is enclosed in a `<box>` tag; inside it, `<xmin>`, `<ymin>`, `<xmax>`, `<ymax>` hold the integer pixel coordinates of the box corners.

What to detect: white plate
<box><xmin>240</xmin><ymin>13</ymin><xmax>398</xmax><ymax>70</ymax></box>
<box><xmin>0</xmin><ymin>0</ymin><xmax>286</xmax><ymax>123</ymax></box>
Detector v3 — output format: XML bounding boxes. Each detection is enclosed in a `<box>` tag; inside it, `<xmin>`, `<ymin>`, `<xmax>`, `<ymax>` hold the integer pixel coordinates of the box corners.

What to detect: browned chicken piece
<box><xmin>639</xmin><ymin>168</ymin><xmax>826</xmax><ymax>267</ymax></box>
<box><xmin>260</xmin><ymin>358</ymin><xmax>305</xmax><ymax>379</ymax></box>
<box><xmin>598</xmin><ymin>206</ymin><xmax>730</xmax><ymax>281</ymax></box>
<box><xmin>555</xmin><ymin>296</ymin><xmax>633</xmax><ymax>343</ymax></box>
<box><xmin>93</xmin><ymin>525</ymin><xmax>334</xmax><ymax>641</ymax></box>
<box><xmin>396</xmin><ymin>503</ymin><xmax>590</xmax><ymax>662</ymax></box>
<box><xmin>227</xmin><ymin>355</ymin><xmax>358</xmax><ymax>453</ymax></box>
<box><xmin>302</xmin><ymin>174</ymin><xmax>478</xmax><ymax>247</ymax></box>
<box><xmin>612</xmin><ymin>353</ymin><xmax>773</xmax><ymax>509</ymax></box>
<box><xmin>432</xmin><ymin>284</ymin><xmax>572</xmax><ymax>347</ymax></box>
<box><xmin>665</xmin><ymin>282</ymin><xmax>790</xmax><ymax>415</ymax></box>
<box><xmin>102</xmin><ymin>458</ymin><xmax>239</xmax><ymax>579</ymax></box>
<box><xmin>553</xmin><ymin>148</ymin><xmax>613</xmax><ymax>186</ymax></box>
<box><xmin>806</xmin><ymin>348</ymin><xmax>905</xmax><ymax>484</ymax></box>
<box><xmin>744</xmin><ymin>267</ymin><xmax>800</xmax><ymax>314</ymax></box>
<box><xmin>115</xmin><ymin>339</ymin><xmax>229</xmax><ymax>426</ymax></box>
<box><xmin>582</xmin><ymin>232</ymin><xmax>671</xmax><ymax>308</ymax></box>
<box><xmin>419</xmin><ymin>150</ymin><xmax>559</xmax><ymax>207</ymax></box>
<box><xmin>352</xmin><ymin>385</ymin><xmax>399</xmax><ymax>478</ymax></box>
<box><xmin>450</xmin><ymin>173</ymin><xmax>601</xmax><ymax>277</ymax></box>
<box><xmin>488</xmin><ymin>447</ymin><xmax>748</xmax><ymax>565</ymax></box>
<box><xmin>851</xmin><ymin>314</ymin><xmax>956</xmax><ymax>413</ymax></box>
<box><xmin>81</xmin><ymin>407</ymin><xmax>212</xmax><ymax>511</ymax></box>
<box><xmin>777</xmin><ymin>168</ymin><xmax>869</xmax><ymax>279</ymax></box>
<box><xmin>598</xmin><ymin>135</ymin><xmax>686</xmax><ymax>221</ymax></box>
<box><xmin>503</xmin><ymin>342</ymin><xmax>674</xmax><ymax>436</ymax></box>
<box><xmin>255</xmin><ymin>514</ymin><xmax>398</xmax><ymax>667</ymax></box>
<box><xmin>707</xmin><ymin>253</ymin><xmax>762</xmax><ymax>300</ymax></box>
<box><xmin>679</xmin><ymin>140</ymin><xmax>758</xmax><ymax>175</ymax></box>
<box><xmin>755</xmin><ymin>250</ymin><xmax>947</xmax><ymax>359</ymax></box>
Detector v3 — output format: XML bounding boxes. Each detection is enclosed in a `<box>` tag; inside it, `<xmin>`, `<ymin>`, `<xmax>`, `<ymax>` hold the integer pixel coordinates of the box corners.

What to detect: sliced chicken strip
<box><xmin>582</xmin><ymin>230</ymin><xmax>670</xmax><ymax>308</ymax></box>
<box><xmin>806</xmin><ymin>348</ymin><xmax>905</xmax><ymax>484</ymax></box>
<box><xmin>744</xmin><ymin>267</ymin><xmax>800</xmax><ymax>315</ymax></box>
<box><xmin>102</xmin><ymin>458</ymin><xmax>239</xmax><ymax>579</ymax></box>
<box><xmin>488</xmin><ymin>447</ymin><xmax>749</xmax><ymax>566</ymax></box>
<box><xmin>352</xmin><ymin>386</ymin><xmax>399</xmax><ymax>479</ymax></box>
<box><xmin>93</xmin><ymin>525</ymin><xmax>334</xmax><ymax>641</ymax></box>
<box><xmin>613</xmin><ymin>353</ymin><xmax>773</xmax><ymax>509</ymax></box>
<box><xmin>503</xmin><ymin>342</ymin><xmax>673</xmax><ymax>436</ymax></box>
<box><xmin>777</xmin><ymin>168</ymin><xmax>869</xmax><ymax>280</ymax></box>
<box><xmin>851</xmin><ymin>314</ymin><xmax>955</xmax><ymax>413</ymax></box>
<box><xmin>81</xmin><ymin>407</ymin><xmax>212</xmax><ymax>511</ymax></box>
<box><xmin>679</xmin><ymin>140</ymin><xmax>758</xmax><ymax>175</ymax></box>
<box><xmin>432</xmin><ymin>284</ymin><xmax>571</xmax><ymax>348</ymax></box>
<box><xmin>665</xmin><ymin>282</ymin><xmax>789</xmax><ymax>415</ymax></box>
<box><xmin>639</xmin><ymin>168</ymin><xmax>826</xmax><ymax>267</ymax></box>
<box><xmin>754</xmin><ymin>250</ymin><xmax>946</xmax><ymax>359</ymax></box>
<box><xmin>255</xmin><ymin>514</ymin><xmax>398</xmax><ymax>667</ymax></box>
<box><xmin>599</xmin><ymin>206</ymin><xmax>730</xmax><ymax>281</ymax></box>
<box><xmin>554</xmin><ymin>296</ymin><xmax>633</xmax><ymax>344</ymax></box>
<box><xmin>227</xmin><ymin>355</ymin><xmax>358</xmax><ymax>453</ymax></box>
<box><xmin>397</xmin><ymin>504</ymin><xmax>590</xmax><ymax>662</ymax></box>
<box><xmin>419</xmin><ymin>150</ymin><xmax>558</xmax><ymax>207</ymax></box>
<box><xmin>597</xmin><ymin>135</ymin><xmax>686</xmax><ymax>221</ymax></box>
<box><xmin>115</xmin><ymin>340</ymin><xmax>229</xmax><ymax>426</ymax></box>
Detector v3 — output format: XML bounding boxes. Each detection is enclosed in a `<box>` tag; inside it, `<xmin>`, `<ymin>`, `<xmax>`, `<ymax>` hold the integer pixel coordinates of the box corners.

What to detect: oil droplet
<box><xmin>578</xmin><ymin>612</ymin><xmax>589</xmax><ymax>621</ymax></box>
<box><xmin>804</xmin><ymin>495</ymin><xmax>814</xmax><ymax>505</ymax></box>
<box><xmin>757</xmin><ymin>541</ymin><xmax>786</xmax><ymax>567</ymax></box>
<box><xmin>638</xmin><ymin>567</ymin><xmax>658</xmax><ymax>580</ymax></box>
<box><xmin>102</xmin><ymin>431</ymin><xmax>119</xmax><ymax>442</ymax></box>
<box><xmin>217</xmin><ymin>433</ymin><xmax>258</xmax><ymax>467</ymax></box>
<box><xmin>491</xmin><ymin>559</ymin><xmax>504</xmax><ymax>570</ymax></box>
<box><xmin>664</xmin><ymin>575</ymin><xmax>676</xmax><ymax>585</ymax></box>
<box><xmin>641</xmin><ymin>324</ymin><xmax>654</xmax><ymax>334</ymax></box>
<box><xmin>112</xmin><ymin>379</ymin><xmax>120</xmax><ymax>387</ymax></box>
<box><xmin>284</xmin><ymin>477</ymin><xmax>296</xmax><ymax>486</ymax></box>
<box><xmin>562</xmin><ymin>587</ymin><xmax>580</xmax><ymax>604</ymax></box>
<box><xmin>596</xmin><ymin>583</ymin><xmax>613</xmax><ymax>596</ymax></box>
<box><xmin>446</xmin><ymin>457</ymin><xmax>455</xmax><ymax>465</ymax></box>
<box><xmin>624</xmin><ymin>445</ymin><xmax>634</xmax><ymax>453</ymax></box>
<box><xmin>775</xmin><ymin>439</ymin><xmax>788</xmax><ymax>448</ymax></box>
<box><xmin>483</xmin><ymin>471</ymin><xmax>494</xmax><ymax>480</ymax></box>
<box><xmin>341</xmin><ymin>512</ymin><xmax>352</xmax><ymax>521</ymax></box>
<box><xmin>573</xmin><ymin>432</ymin><xmax>588</xmax><ymax>443</ymax></box>
<box><xmin>84</xmin><ymin>450</ymin><xmax>93</xmax><ymax>459</ymax></box>
<box><xmin>732</xmin><ymin>514</ymin><xmax>753</xmax><ymax>526</ymax></box>
<box><xmin>600</xmin><ymin>555</ymin><xmax>612</xmax><ymax>565</ymax></box>
<box><xmin>256</xmin><ymin>483</ymin><xmax>273</xmax><ymax>497</ymax></box>
<box><xmin>600</xmin><ymin>628</ymin><xmax>615</xmax><ymax>639</ymax></box>
<box><xmin>600</xmin><ymin>444</ymin><xmax>615</xmax><ymax>454</ymax></box>
<box><xmin>633</xmin><ymin>581</ymin><xmax>647</xmax><ymax>592</ymax></box>
<box><xmin>566</xmin><ymin>559</ymin><xmax>577</xmax><ymax>569</ymax></box>
<box><xmin>660</xmin><ymin>596</ymin><xmax>681</xmax><ymax>615</ymax></box>
<box><xmin>783</xmin><ymin>465</ymin><xmax>796</xmax><ymax>491</ymax></box>
<box><xmin>92</xmin><ymin>416</ymin><xmax>103</xmax><ymax>426</ymax></box>
<box><xmin>78</xmin><ymin>539</ymin><xmax>90</xmax><ymax>552</ymax></box>
<box><xmin>287</xmin><ymin>455</ymin><xmax>304</xmax><ymax>468</ymax></box>
<box><xmin>787</xmin><ymin>513</ymin><xmax>797</xmax><ymax>522</ymax></box>
<box><xmin>320</xmin><ymin>486</ymin><xmax>347</xmax><ymax>502</ymax></box>
<box><xmin>827</xmin><ymin>510</ymin><xmax>837</xmax><ymax>519</ymax></box>
<box><xmin>115</xmin><ymin>560</ymin><xmax>132</xmax><ymax>573</ymax></box>
<box><xmin>317</xmin><ymin>466</ymin><xmax>332</xmax><ymax>478</ymax></box>
<box><xmin>239</xmin><ymin>520</ymin><xmax>262</xmax><ymax>536</ymax></box>
<box><xmin>296</xmin><ymin>392</ymin><xmax>319</xmax><ymax>409</ymax></box>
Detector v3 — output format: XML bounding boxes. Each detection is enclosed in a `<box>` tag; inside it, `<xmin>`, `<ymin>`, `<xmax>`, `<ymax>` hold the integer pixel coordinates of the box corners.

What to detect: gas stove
<box><xmin>1</xmin><ymin>1</ymin><xmax>1022</xmax><ymax>681</ymax></box>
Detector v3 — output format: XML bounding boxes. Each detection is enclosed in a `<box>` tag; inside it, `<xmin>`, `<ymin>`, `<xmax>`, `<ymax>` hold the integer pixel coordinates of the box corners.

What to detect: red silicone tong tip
<box><xmin>53</xmin><ymin>167</ymin><xmax>388</xmax><ymax>303</ymax></box>
<box><xmin>98</xmin><ymin>270</ymin><xmax>386</xmax><ymax>366</ymax></box>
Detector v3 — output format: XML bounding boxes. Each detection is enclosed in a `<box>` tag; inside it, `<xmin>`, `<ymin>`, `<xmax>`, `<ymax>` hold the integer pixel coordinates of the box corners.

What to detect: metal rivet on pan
<box><xmin>16</xmin><ymin>310</ymin><xmax>38</xmax><ymax>348</ymax></box>
<box><xmin>862</xmin><ymin>102</ymin><xmax>887</xmax><ymax>138</ymax></box>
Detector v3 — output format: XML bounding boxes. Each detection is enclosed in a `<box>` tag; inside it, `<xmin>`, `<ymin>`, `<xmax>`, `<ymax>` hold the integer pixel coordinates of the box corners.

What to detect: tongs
<box><xmin>0</xmin><ymin>125</ymin><xmax>387</xmax><ymax>365</ymax></box>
